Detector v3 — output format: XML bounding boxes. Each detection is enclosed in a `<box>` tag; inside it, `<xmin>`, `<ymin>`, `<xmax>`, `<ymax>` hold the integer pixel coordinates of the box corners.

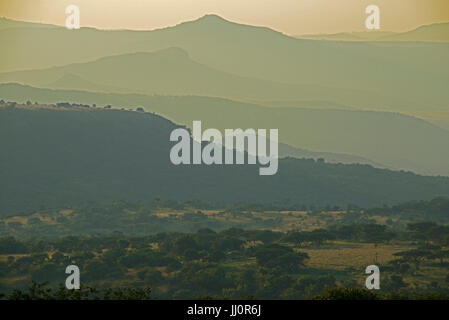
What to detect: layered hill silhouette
<box><xmin>0</xmin><ymin>16</ymin><xmax>448</xmax><ymax>116</ymax></box>
<box><xmin>0</xmin><ymin>47</ymin><xmax>354</xmax><ymax>101</ymax></box>
<box><xmin>45</xmin><ymin>73</ymin><xmax>128</xmax><ymax>93</ymax></box>
<box><xmin>1</xmin><ymin>83</ymin><xmax>449</xmax><ymax>176</ymax></box>
<box><xmin>1</xmin><ymin>15</ymin><xmax>448</xmax><ymax>177</ymax></box>
<box><xmin>298</xmin><ymin>31</ymin><xmax>396</xmax><ymax>41</ymax></box>
<box><xmin>0</xmin><ymin>46</ymin><xmax>416</xmax><ymax>113</ymax></box>
<box><xmin>0</xmin><ymin>17</ymin><xmax>59</xmax><ymax>30</ymax></box>
<box><xmin>1</xmin><ymin>103</ymin><xmax>449</xmax><ymax>216</ymax></box>
<box><xmin>382</xmin><ymin>23</ymin><xmax>449</xmax><ymax>42</ymax></box>
<box><xmin>298</xmin><ymin>23</ymin><xmax>449</xmax><ymax>42</ymax></box>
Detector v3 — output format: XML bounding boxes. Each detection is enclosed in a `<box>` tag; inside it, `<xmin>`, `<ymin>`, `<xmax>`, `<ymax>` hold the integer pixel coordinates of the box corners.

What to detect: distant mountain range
<box><xmin>0</xmin><ymin>15</ymin><xmax>448</xmax><ymax>117</ymax></box>
<box><xmin>298</xmin><ymin>23</ymin><xmax>449</xmax><ymax>42</ymax></box>
<box><xmin>1</xmin><ymin>104</ymin><xmax>449</xmax><ymax>216</ymax></box>
<box><xmin>1</xmin><ymin>15</ymin><xmax>448</xmax><ymax>177</ymax></box>
<box><xmin>0</xmin><ymin>47</ymin><xmax>361</xmax><ymax>102</ymax></box>
<box><xmin>0</xmin><ymin>46</ymin><xmax>425</xmax><ymax>114</ymax></box>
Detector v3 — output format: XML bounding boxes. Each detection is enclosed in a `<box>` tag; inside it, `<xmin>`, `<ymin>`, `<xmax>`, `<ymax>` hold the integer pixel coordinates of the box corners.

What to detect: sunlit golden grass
<box><xmin>59</xmin><ymin>209</ymin><xmax>74</xmax><ymax>216</ymax></box>
<box><xmin>0</xmin><ymin>275</ymin><xmax>28</xmax><ymax>286</ymax></box>
<box><xmin>4</xmin><ymin>216</ymin><xmax>28</xmax><ymax>225</ymax></box>
<box><xmin>0</xmin><ymin>253</ymin><xmax>30</xmax><ymax>262</ymax></box>
<box><xmin>301</xmin><ymin>241</ymin><xmax>412</xmax><ymax>270</ymax></box>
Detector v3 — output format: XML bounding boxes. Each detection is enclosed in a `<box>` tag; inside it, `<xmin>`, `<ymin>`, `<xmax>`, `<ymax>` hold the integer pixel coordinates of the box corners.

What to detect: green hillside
<box><xmin>1</xmin><ymin>83</ymin><xmax>448</xmax><ymax>176</ymax></box>
<box><xmin>1</xmin><ymin>103</ymin><xmax>449</xmax><ymax>216</ymax></box>
<box><xmin>0</xmin><ymin>47</ymin><xmax>416</xmax><ymax>112</ymax></box>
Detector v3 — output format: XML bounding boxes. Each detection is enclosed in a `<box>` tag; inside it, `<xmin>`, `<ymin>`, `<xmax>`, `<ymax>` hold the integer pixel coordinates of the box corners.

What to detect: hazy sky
<box><xmin>1</xmin><ymin>0</ymin><xmax>449</xmax><ymax>35</ymax></box>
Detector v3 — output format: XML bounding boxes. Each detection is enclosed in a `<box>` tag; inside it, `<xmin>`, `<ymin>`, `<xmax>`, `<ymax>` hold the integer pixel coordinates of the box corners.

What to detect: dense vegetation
<box><xmin>1</xmin><ymin>211</ymin><xmax>448</xmax><ymax>299</ymax></box>
<box><xmin>367</xmin><ymin>197</ymin><xmax>449</xmax><ymax>222</ymax></box>
<box><xmin>3</xmin><ymin>197</ymin><xmax>449</xmax><ymax>239</ymax></box>
<box><xmin>2</xmin><ymin>103</ymin><xmax>449</xmax><ymax>216</ymax></box>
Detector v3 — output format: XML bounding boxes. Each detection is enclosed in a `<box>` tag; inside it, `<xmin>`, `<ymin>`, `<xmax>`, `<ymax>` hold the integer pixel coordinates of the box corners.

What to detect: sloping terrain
<box><xmin>1</xmin><ymin>83</ymin><xmax>448</xmax><ymax>176</ymax></box>
<box><xmin>1</xmin><ymin>103</ymin><xmax>449</xmax><ymax>216</ymax></box>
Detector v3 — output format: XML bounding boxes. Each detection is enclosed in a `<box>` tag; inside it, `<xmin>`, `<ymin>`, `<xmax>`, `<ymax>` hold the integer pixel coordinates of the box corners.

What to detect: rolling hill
<box><xmin>1</xmin><ymin>83</ymin><xmax>449</xmax><ymax>176</ymax></box>
<box><xmin>1</xmin><ymin>103</ymin><xmax>449</xmax><ymax>216</ymax></box>
<box><xmin>0</xmin><ymin>46</ymin><xmax>414</xmax><ymax>112</ymax></box>
<box><xmin>297</xmin><ymin>23</ymin><xmax>449</xmax><ymax>42</ymax></box>
<box><xmin>0</xmin><ymin>47</ymin><xmax>363</xmax><ymax>101</ymax></box>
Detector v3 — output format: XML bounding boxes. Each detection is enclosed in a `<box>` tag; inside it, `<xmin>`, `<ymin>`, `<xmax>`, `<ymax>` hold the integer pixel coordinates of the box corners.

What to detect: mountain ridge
<box><xmin>1</xmin><ymin>14</ymin><xmax>447</xmax><ymax>118</ymax></box>
<box><xmin>1</xmin><ymin>47</ymin><xmax>381</xmax><ymax>103</ymax></box>
<box><xmin>1</xmin><ymin>83</ymin><xmax>449</xmax><ymax>176</ymax></box>
<box><xmin>297</xmin><ymin>22</ymin><xmax>449</xmax><ymax>42</ymax></box>
<box><xmin>1</xmin><ymin>103</ymin><xmax>449</xmax><ymax>215</ymax></box>
<box><xmin>3</xmin><ymin>15</ymin><xmax>447</xmax><ymax>41</ymax></box>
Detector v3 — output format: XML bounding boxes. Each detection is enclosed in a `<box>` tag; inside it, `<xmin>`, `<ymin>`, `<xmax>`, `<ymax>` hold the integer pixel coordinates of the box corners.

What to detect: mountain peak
<box><xmin>197</xmin><ymin>14</ymin><xmax>229</xmax><ymax>23</ymax></box>
<box><xmin>176</xmin><ymin>14</ymin><xmax>235</xmax><ymax>28</ymax></box>
<box><xmin>173</xmin><ymin>13</ymin><xmax>287</xmax><ymax>39</ymax></box>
